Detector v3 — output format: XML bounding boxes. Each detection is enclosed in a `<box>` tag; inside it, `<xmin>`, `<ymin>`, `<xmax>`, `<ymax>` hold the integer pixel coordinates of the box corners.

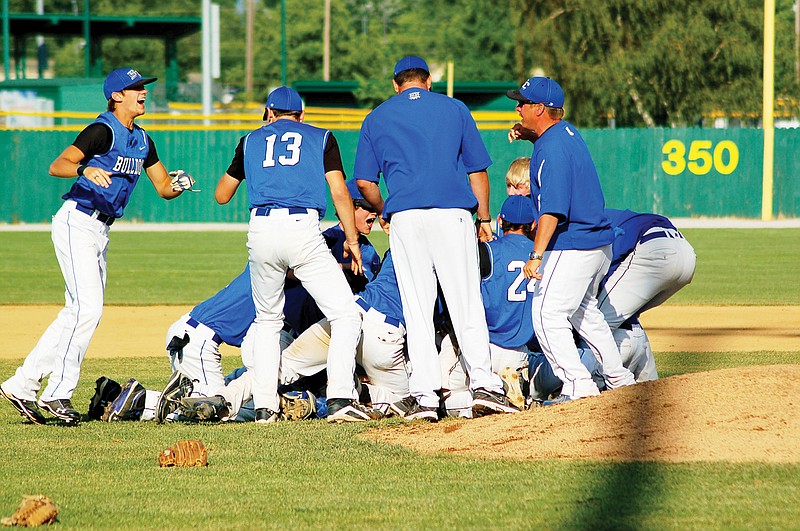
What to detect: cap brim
<box><xmin>123</xmin><ymin>77</ymin><xmax>157</xmax><ymax>91</ymax></box>
<box><xmin>506</xmin><ymin>90</ymin><xmax>529</xmax><ymax>102</ymax></box>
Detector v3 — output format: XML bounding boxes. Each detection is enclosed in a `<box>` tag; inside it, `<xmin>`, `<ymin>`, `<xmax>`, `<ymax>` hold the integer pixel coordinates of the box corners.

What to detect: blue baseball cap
<box><xmin>393</xmin><ymin>55</ymin><xmax>429</xmax><ymax>76</ymax></box>
<box><xmin>499</xmin><ymin>195</ymin><xmax>536</xmax><ymax>224</ymax></box>
<box><xmin>506</xmin><ymin>76</ymin><xmax>564</xmax><ymax>108</ymax></box>
<box><xmin>103</xmin><ymin>68</ymin><xmax>157</xmax><ymax>100</ymax></box>
<box><xmin>263</xmin><ymin>86</ymin><xmax>303</xmax><ymax>119</ymax></box>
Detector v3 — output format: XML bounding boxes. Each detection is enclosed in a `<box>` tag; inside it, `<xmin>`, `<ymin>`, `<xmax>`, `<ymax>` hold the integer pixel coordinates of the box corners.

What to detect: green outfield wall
<box><xmin>1</xmin><ymin>127</ymin><xmax>797</xmax><ymax>224</ymax></box>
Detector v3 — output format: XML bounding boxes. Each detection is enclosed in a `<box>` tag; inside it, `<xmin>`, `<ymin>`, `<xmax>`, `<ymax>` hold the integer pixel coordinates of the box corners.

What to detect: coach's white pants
<box><xmin>165</xmin><ymin>314</ymin><xmax>226</xmax><ymax>398</ymax></box>
<box><xmin>532</xmin><ymin>245</ymin><xmax>635</xmax><ymax>399</ymax></box>
<box><xmin>3</xmin><ymin>201</ymin><xmax>107</xmax><ymax>401</ymax></box>
<box><xmin>390</xmin><ymin>209</ymin><xmax>504</xmax><ymax>409</ymax></box>
<box><xmin>598</xmin><ymin>230</ymin><xmax>696</xmax><ymax>328</ymax></box>
<box><xmin>247</xmin><ymin>210</ymin><xmax>360</xmax><ymax>412</ymax></box>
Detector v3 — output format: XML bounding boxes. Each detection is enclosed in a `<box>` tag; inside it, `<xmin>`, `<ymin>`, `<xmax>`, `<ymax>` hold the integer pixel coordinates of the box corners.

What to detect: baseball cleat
<box><xmin>255</xmin><ymin>408</ymin><xmax>281</xmax><ymax>423</ymax></box>
<box><xmin>180</xmin><ymin>395</ymin><xmax>230</xmax><ymax>421</ymax></box>
<box><xmin>471</xmin><ymin>388</ymin><xmax>520</xmax><ymax>417</ymax></box>
<box><xmin>1</xmin><ymin>386</ymin><xmax>47</xmax><ymax>425</ymax></box>
<box><xmin>104</xmin><ymin>379</ymin><xmax>146</xmax><ymax>421</ymax></box>
<box><xmin>154</xmin><ymin>370</ymin><xmax>193</xmax><ymax>423</ymax></box>
<box><xmin>39</xmin><ymin>398</ymin><xmax>81</xmax><ymax>424</ymax></box>
<box><xmin>498</xmin><ymin>366</ymin><xmax>526</xmax><ymax>409</ymax></box>
<box><xmin>387</xmin><ymin>395</ymin><xmax>417</xmax><ymax>418</ymax></box>
<box><xmin>87</xmin><ymin>376</ymin><xmax>122</xmax><ymax>421</ymax></box>
<box><xmin>326</xmin><ymin>399</ymin><xmax>382</xmax><ymax>423</ymax></box>
<box><xmin>402</xmin><ymin>402</ymin><xmax>439</xmax><ymax>422</ymax></box>
<box><xmin>279</xmin><ymin>390</ymin><xmax>317</xmax><ymax>421</ymax></box>
<box><xmin>542</xmin><ymin>394</ymin><xmax>576</xmax><ymax>407</ymax></box>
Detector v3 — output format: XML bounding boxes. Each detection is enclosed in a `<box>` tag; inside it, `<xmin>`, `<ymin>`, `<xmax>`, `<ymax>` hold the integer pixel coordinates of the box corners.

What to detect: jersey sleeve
<box><xmin>144</xmin><ymin>136</ymin><xmax>159</xmax><ymax>168</ymax></box>
<box><xmin>72</xmin><ymin>123</ymin><xmax>113</xmax><ymax>161</ymax></box>
<box><xmin>352</xmin><ymin>118</ymin><xmax>381</xmax><ymax>183</ymax></box>
<box><xmin>457</xmin><ymin>101</ymin><xmax>492</xmax><ymax>173</ymax></box>
<box><xmin>537</xmin><ymin>143</ymin><xmax>571</xmax><ymax>219</ymax></box>
<box><xmin>323</xmin><ymin>133</ymin><xmax>345</xmax><ymax>175</ymax></box>
<box><xmin>225</xmin><ymin>136</ymin><xmax>247</xmax><ymax>181</ymax></box>
<box><xmin>478</xmin><ymin>241</ymin><xmax>492</xmax><ymax>278</ymax></box>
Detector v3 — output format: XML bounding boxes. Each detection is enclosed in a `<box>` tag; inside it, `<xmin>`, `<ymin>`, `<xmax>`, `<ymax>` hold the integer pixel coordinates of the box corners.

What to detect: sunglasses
<box><xmin>516</xmin><ymin>100</ymin><xmax>536</xmax><ymax>108</ymax></box>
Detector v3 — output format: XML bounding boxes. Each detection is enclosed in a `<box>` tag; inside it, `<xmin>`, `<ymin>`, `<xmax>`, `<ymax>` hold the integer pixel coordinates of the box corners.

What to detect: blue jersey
<box><xmin>190</xmin><ymin>265</ymin><xmax>256</xmax><ymax>347</ymax></box>
<box><xmin>63</xmin><ymin>112</ymin><xmax>149</xmax><ymax>218</ymax></box>
<box><xmin>322</xmin><ymin>224</ymin><xmax>382</xmax><ymax>285</ymax></box>
<box><xmin>353</xmin><ymin>88</ymin><xmax>492</xmax><ymax>217</ymax></box>
<box><xmin>529</xmin><ymin>120</ymin><xmax>614</xmax><ymax>251</ymax></box>
<box><xmin>360</xmin><ymin>250</ymin><xmax>404</xmax><ymax>327</ymax></box>
<box><xmin>604</xmin><ymin>208</ymin><xmax>677</xmax><ymax>278</ymax></box>
<box><xmin>242</xmin><ymin>119</ymin><xmax>331</xmax><ymax>215</ymax></box>
<box><xmin>480</xmin><ymin>234</ymin><xmax>536</xmax><ymax>349</ymax></box>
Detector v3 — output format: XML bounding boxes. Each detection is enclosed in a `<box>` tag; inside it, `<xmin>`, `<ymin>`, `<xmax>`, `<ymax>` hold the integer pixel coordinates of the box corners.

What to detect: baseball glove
<box><xmin>158</xmin><ymin>439</ymin><xmax>208</xmax><ymax>468</ymax></box>
<box><xmin>1</xmin><ymin>494</ymin><xmax>58</xmax><ymax>527</ymax></box>
<box><xmin>169</xmin><ymin>170</ymin><xmax>198</xmax><ymax>192</ymax></box>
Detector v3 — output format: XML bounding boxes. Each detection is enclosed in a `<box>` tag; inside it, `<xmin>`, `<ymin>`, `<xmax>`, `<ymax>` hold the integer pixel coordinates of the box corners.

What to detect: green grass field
<box><xmin>0</xmin><ymin>229</ymin><xmax>799</xmax><ymax>529</ymax></box>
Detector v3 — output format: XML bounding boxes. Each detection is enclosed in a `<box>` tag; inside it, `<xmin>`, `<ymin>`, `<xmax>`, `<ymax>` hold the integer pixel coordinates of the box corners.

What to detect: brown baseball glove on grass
<box><xmin>158</xmin><ymin>439</ymin><xmax>208</xmax><ymax>468</ymax></box>
<box><xmin>1</xmin><ymin>494</ymin><xmax>58</xmax><ymax>527</ymax></box>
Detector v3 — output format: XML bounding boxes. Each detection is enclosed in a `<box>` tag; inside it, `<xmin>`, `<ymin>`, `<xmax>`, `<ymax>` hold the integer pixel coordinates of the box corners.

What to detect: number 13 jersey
<box><xmin>240</xmin><ymin>120</ymin><xmax>332</xmax><ymax>214</ymax></box>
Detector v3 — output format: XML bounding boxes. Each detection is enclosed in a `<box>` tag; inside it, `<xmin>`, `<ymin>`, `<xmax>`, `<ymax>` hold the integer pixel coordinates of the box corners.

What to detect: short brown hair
<box><xmin>393</xmin><ymin>68</ymin><xmax>429</xmax><ymax>86</ymax></box>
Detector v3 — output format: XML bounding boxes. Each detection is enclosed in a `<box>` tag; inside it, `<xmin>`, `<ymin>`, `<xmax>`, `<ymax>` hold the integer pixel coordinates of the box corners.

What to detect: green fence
<box><xmin>1</xmin><ymin>127</ymin><xmax>797</xmax><ymax>224</ymax></box>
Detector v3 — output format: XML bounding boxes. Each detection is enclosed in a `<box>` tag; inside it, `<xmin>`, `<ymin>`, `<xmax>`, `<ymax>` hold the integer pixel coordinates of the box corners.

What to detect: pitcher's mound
<box><xmin>364</xmin><ymin>365</ymin><xmax>800</xmax><ymax>463</ymax></box>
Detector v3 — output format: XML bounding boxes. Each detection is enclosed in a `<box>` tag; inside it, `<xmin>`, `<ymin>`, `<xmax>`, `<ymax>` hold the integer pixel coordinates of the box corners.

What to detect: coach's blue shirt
<box><xmin>242</xmin><ymin>119</ymin><xmax>330</xmax><ymax>215</ymax></box>
<box><xmin>529</xmin><ymin>120</ymin><xmax>614</xmax><ymax>251</ymax></box>
<box><xmin>481</xmin><ymin>234</ymin><xmax>536</xmax><ymax>348</ymax></box>
<box><xmin>353</xmin><ymin>88</ymin><xmax>492</xmax><ymax>217</ymax></box>
<box><xmin>191</xmin><ymin>264</ymin><xmax>256</xmax><ymax>347</ymax></box>
<box><xmin>63</xmin><ymin>112</ymin><xmax>148</xmax><ymax>219</ymax></box>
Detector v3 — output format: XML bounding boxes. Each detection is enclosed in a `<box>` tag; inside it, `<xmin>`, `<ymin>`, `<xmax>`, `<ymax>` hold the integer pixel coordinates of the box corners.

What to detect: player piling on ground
<box><xmin>0</xmin><ymin>68</ymin><xmax>195</xmax><ymax>425</ymax></box>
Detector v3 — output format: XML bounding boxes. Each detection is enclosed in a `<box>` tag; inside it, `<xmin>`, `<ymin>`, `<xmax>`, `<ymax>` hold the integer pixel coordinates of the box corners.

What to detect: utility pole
<box><xmin>323</xmin><ymin>0</ymin><xmax>330</xmax><ymax>81</ymax></box>
<box><xmin>245</xmin><ymin>0</ymin><xmax>254</xmax><ymax>98</ymax></box>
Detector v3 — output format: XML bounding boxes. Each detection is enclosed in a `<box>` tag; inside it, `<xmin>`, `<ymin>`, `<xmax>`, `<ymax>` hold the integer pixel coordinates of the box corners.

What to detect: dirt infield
<box><xmin>1</xmin><ymin>304</ymin><xmax>797</xmax><ymax>359</ymax></box>
<box><xmin>1</xmin><ymin>304</ymin><xmax>798</xmax><ymax>463</ymax></box>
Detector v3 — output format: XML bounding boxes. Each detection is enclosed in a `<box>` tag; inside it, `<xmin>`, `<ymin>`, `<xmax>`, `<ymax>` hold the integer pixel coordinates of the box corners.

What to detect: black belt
<box><xmin>187</xmin><ymin>317</ymin><xmax>223</xmax><ymax>344</ymax></box>
<box><xmin>252</xmin><ymin>207</ymin><xmax>313</xmax><ymax>216</ymax></box>
<box><xmin>355</xmin><ymin>297</ymin><xmax>402</xmax><ymax>328</ymax></box>
<box><xmin>74</xmin><ymin>203</ymin><xmax>115</xmax><ymax>226</ymax></box>
<box><xmin>640</xmin><ymin>229</ymin><xmax>683</xmax><ymax>244</ymax></box>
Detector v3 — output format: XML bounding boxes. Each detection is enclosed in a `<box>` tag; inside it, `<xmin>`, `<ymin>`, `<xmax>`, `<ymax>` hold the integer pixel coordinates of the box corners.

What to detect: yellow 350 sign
<box><xmin>661</xmin><ymin>140</ymin><xmax>739</xmax><ymax>176</ymax></box>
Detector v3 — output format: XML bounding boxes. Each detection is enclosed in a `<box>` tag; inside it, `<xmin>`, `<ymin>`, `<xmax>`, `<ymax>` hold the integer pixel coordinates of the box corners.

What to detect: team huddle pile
<box><xmin>1</xmin><ymin>58</ymin><xmax>696</xmax><ymax>428</ymax></box>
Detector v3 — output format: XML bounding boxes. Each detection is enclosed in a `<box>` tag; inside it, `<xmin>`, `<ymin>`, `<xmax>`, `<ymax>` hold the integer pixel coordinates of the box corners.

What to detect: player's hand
<box><xmin>508</xmin><ymin>123</ymin><xmax>539</xmax><ymax>144</ymax></box>
<box><xmin>169</xmin><ymin>170</ymin><xmax>199</xmax><ymax>192</ymax></box>
<box><xmin>84</xmin><ymin>167</ymin><xmax>112</xmax><ymax>188</ymax></box>
<box><xmin>378</xmin><ymin>216</ymin><xmax>390</xmax><ymax>235</ymax></box>
<box><xmin>477</xmin><ymin>221</ymin><xmax>493</xmax><ymax>242</ymax></box>
<box><xmin>523</xmin><ymin>258</ymin><xmax>542</xmax><ymax>280</ymax></box>
<box><xmin>343</xmin><ymin>241</ymin><xmax>364</xmax><ymax>276</ymax></box>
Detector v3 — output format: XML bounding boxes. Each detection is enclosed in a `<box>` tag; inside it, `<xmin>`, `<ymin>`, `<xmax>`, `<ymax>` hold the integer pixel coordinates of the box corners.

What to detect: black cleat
<box><xmin>1</xmin><ymin>386</ymin><xmax>47</xmax><ymax>425</ymax></box>
<box><xmin>39</xmin><ymin>398</ymin><xmax>81</xmax><ymax>424</ymax></box>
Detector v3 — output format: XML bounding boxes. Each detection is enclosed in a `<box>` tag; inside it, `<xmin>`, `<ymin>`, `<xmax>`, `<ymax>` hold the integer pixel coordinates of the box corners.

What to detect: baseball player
<box><xmin>509</xmin><ymin>76</ymin><xmax>635</xmax><ymax>405</ymax></box>
<box><xmin>354</xmin><ymin>55</ymin><xmax>517</xmax><ymax>421</ymax></box>
<box><xmin>215</xmin><ymin>86</ymin><xmax>372</xmax><ymax>423</ymax></box>
<box><xmin>442</xmin><ymin>195</ymin><xmax>537</xmax><ymax>416</ymax></box>
<box><xmin>174</xmin><ymin>249</ymin><xmax>407</xmax><ymax>423</ymax></box>
<box><xmin>0</xmin><ymin>68</ymin><xmax>194</xmax><ymax>425</ymax></box>
<box><xmin>598</xmin><ymin>208</ymin><xmax>697</xmax><ymax>381</ymax></box>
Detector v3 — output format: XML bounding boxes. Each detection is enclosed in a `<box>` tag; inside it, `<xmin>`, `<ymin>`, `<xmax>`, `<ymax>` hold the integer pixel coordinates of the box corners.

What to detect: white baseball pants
<box><xmin>532</xmin><ymin>245</ymin><xmax>635</xmax><ymax>398</ymax></box>
<box><xmin>247</xmin><ymin>209</ymin><xmax>361</xmax><ymax>412</ymax></box>
<box><xmin>3</xmin><ymin>201</ymin><xmax>108</xmax><ymax>401</ymax></box>
<box><xmin>164</xmin><ymin>314</ymin><xmax>226</xmax><ymax>398</ymax></box>
<box><xmin>390</xmin><ymin>208</ymin><xmax>504</xmax><ymax>409</ymax></box>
